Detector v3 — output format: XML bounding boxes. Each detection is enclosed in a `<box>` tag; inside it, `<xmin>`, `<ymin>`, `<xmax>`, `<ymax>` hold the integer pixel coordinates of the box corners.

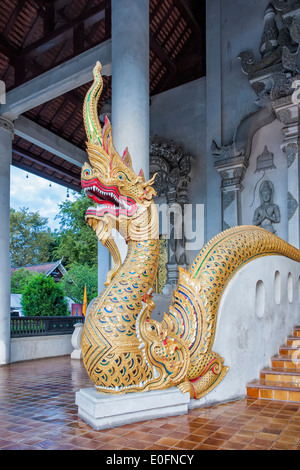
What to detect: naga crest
<box><xmin>81</xmin><ymin>62</ymin><xmax>157</xmax><ymax>247</ymax></box>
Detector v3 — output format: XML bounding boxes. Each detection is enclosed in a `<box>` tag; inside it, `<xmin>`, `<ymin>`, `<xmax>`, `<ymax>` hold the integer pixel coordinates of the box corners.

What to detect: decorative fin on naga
<box><xmin>80</xmin><ymin>62</ymin><xmax>300</xmax><ymax>399</ymax></box>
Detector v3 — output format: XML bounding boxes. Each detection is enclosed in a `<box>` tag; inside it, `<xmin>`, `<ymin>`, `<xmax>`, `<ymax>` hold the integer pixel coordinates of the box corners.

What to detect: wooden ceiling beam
<box><xmin>172</xmin><ymin>0</ymin><xmax>204</xmax><ymax>39</ymax></box>
<box><xmin>19</xmin><ymin>0</ymin><xmax>110</xmax><ymax>59</ymax></box>
<box><xmin>12</xmin><ymin>144</ymin><xmax>81</xmax><ymax>181</ymax></box>
<box><xmin>12</xmin><ymin>158</ymin><xmax>81</xmax><ymax>192</ymax></box>
<box><xmin>150</xmin><ymin>34</ymin><xmax>177</xmax><ymax>73</ymax></box>
<box><xmin>1</xmin><ymin>0</ymin><xmax>28</xmax><ymax>40</ymax></box>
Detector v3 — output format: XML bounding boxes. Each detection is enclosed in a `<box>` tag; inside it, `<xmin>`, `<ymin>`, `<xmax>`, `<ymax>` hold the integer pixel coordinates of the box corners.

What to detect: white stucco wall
<box><xmin>189</xmin><ymin>255</ymin><xmax>300</xmax><ymax>408</ymax></box>
<box><xmin>241</xmin><ymin>119</ymin><xmax>287</xmax><ymax>241</ymax></box>
<box><xmin>11</xmin><ymin>334</ymin><xmax>73</xmax><ymax>363</ymax></box>
<box><xmin>219</xmin><ymin>0</ymin><xmax>271</xmax><ymax>143</ymax></box>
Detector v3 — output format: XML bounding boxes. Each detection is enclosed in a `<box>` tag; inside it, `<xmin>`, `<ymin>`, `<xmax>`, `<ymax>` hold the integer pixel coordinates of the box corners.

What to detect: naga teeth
<box><xmin>84</xmin><ymin>184</ymin><xmax>132</xmax><ymax>210</ymax></box>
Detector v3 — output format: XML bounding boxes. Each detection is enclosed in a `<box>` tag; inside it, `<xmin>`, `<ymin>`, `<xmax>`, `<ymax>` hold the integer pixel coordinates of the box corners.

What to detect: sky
<box><xmin>10</xmin><ymin>166</ymin><xmax>78</xmax><ymax>231</ymax></box>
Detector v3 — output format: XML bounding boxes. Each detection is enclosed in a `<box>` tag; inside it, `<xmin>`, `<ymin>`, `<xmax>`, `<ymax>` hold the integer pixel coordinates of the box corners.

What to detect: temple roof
<box><xmin>11</xmin><ymin>258</ymin><xmax>67</xmax><ymax>277</ymax></box>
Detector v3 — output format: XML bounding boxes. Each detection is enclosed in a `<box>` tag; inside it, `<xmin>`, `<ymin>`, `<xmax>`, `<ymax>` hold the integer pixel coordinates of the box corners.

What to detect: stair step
<box><xmin>246</xmin><ymin>325</ymin><xmax>300</xmax><ymax>403</ymax></box>
<box><xmin>247</xmin><ymin>379</ymin><xmax>300</xmax><ymax>402</ymax></box>
<box><xmin>293</xmin><ymin>327</ymin><xmax>300</xmax><ymax>337</ymax></box>
<box><xmin>287</xmin><ymin>336</ymin><xmax>300</xmax><ymax>346</ymax></box>
<box><xmin>260</xmin><ymin>367</ymin><xmax>300</xmax><ymax>383</ymax></box>
<box><xmin>271</xmin><ymin>354</ymin><xmax>300</xmax><ymax>369</ymax></box>
<box><xmin>277</xmin><ymin>345</ymin><xmax>300</xmax><ymax>357</ymax></box>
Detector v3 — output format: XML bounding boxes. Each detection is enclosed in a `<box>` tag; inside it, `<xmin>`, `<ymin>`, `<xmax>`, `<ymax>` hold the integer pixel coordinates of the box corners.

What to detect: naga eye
<box><xmin>151</xmin><ymin>325</ymin><xmax>155</xmax><ymax>331</ymax></box>
<box><xmin>84</xmin><ymin>168</ymin><xmax>91</xmax><ymax>176</ymax></box>
<box><xmin>118</xmin><ymin>174</ymin><xmax>124</xmax><ymax>180</ymax></box>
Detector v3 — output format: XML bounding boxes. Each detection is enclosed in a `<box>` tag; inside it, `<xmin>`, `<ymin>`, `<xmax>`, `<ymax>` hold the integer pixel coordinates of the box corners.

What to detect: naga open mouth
<box><xmin>82</xmin><ymin>177</ymin><xmax>138</xmax><ymax>218</ymax></box>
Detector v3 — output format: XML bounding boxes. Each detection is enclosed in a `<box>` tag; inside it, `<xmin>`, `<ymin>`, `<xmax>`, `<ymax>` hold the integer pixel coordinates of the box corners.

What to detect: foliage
<box><xmin>10</xmin><ymin>193</ymin><xmax>98</xmax><ymax>310</ymax></box>
<box><xmin>10</xmin><ymin>208</ymin><xmax>56</xmax><ymax>267</ymax></box>
<box><xmin>60</xmin><ymin>263</ymin><xmax>98</xmax><ymax>305</ymax></box>
<box><xmin>11</xmin><ymin>268</ymin><xmax>38</xmax><ymax>294</ymax></box>
<box><xmin>21</xmin><ymin>273</ymin><xmax>69</xmax><ymax>316</ymax></box>
<box><xmin>53</xmin><ymin>192</ymin><xmax>97</xmax><ymax>268</ymax></box>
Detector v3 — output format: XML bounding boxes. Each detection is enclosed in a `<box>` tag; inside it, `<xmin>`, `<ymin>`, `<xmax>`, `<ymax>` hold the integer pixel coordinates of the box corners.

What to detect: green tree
<box><xmin>11</xmin><ymin>268</ymin><xmax>38</xmax><ymax>294</ymax></box>
<box><xmin>54</xmin><ymin>192</ymin><xmax>97</xmax><ymax>268</ymax></box>
<box><xmin>21</xmin><ymin>273</ymin><xmax>68</xmax><ymax>316</ymax></box>
<box><xmin>60</xmin><ymin>263</ymin><xmax>98</xmax><ymax>304</ymax></box>
<box><xmin>10</xmin><ymin>208</ymin><xmax>56</xmax><ymax>267</ymax></box>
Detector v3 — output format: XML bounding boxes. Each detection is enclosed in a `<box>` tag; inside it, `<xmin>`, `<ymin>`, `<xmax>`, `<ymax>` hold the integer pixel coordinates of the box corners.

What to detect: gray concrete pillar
<box><xmin>205</xmin><ymin>0</ymin><xmax>222</xmax><ymax>242</ymax></box>
<box><xmin>111</xmin><ymin>0</ymin><xmax>150</xmax><ymax>261</ymax></box>
<box><xmin>0</xmin><ymin>117</ymin><xmax>14</xmax><ymax>364</ymax></box>
<box><xmin>111</xmin><ymin>0</ymin><xmax>150</xmax><ymax>179</ymax></box>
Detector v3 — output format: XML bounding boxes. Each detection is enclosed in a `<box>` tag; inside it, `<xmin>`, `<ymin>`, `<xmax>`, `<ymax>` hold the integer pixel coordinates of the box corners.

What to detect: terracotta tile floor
<box><xmin>0</xmin><ymin>356</ymin><xmax>300</xmax><ymax>450</ymax></box>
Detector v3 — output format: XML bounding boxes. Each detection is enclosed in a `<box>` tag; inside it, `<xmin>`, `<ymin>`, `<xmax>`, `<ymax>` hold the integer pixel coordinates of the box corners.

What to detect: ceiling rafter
<box><xmin>19</xmin><ymin>0</ymin><xmax>110</xmax><ymax>59</ymax></box>
<box><xmin>12</xmin><ymin>143</ymin><xmax>81</xmax><ymax>185</ymax></box>
<box><xmin>13</xmin><ymin>157</ymin><xmax>81</xmax><ymax>191</ymax></box>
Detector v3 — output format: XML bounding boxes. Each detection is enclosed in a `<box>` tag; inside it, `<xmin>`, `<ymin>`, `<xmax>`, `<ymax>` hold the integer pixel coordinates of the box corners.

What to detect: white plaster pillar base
<box><xmin>76</xmin><ymin>387</ymin><xmax>190</xmax><ymax>430</ymax></box>
<box><xmin>71</xmin><ymin>349</ymin><xmax>82</xmax><ymax>360</ymax></box>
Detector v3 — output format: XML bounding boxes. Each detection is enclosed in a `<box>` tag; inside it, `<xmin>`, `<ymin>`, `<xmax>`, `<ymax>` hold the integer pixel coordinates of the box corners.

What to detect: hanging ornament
<box><xmin>67</xmin><ymin>188</ymin><xmax>69</xmax><ymax>198</ymax></box>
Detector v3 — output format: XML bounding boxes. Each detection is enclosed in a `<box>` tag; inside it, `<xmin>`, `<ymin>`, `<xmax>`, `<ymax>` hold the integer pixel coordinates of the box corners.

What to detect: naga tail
<box><xmin>164</xmin><ymin>225</ymin><xmax>300</xmax><ymax>360</ymax></box>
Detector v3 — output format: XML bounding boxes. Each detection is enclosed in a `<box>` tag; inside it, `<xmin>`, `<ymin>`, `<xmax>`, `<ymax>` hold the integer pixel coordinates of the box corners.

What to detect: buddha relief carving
<box><xmin>253</xmin><ymin>180</ymin><xmax>280</xmax><ymax>233</ymax></box>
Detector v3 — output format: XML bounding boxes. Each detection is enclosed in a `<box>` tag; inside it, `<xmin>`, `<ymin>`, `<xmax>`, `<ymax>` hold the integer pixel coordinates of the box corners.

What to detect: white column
<box><xmin>0</xmin><ymin>117</ymin><xmax>14</xmax><ymax>364</ymax></box>
<box><xmin>111</xmin><ymin>0</ymin><xmax>150</xmax><ymax>179</ymax></box>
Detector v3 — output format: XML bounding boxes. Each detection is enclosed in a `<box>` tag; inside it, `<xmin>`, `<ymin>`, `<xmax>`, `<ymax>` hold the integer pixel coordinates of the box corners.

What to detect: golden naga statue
<box><xmin>80</xmin><ymin>62</ymin><xmax>300</xmax><ymax>399</ymax></box>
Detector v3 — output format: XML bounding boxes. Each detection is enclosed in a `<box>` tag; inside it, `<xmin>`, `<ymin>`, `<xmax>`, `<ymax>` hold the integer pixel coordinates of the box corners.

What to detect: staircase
<box><xmin>247</xmin><ymin>326</ymin><xmax>300</xmax><ymax>402</ymax></box>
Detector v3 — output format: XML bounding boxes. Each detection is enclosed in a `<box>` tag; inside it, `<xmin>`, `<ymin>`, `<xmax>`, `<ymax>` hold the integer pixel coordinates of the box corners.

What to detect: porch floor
<box><xmin>0</xmin><ymin>356</ymin><xmax>299</xmax><ymax>450</ymax></box>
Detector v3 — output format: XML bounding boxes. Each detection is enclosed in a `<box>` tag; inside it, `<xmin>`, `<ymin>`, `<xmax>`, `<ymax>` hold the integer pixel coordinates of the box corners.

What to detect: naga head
<box><xmin>81</xmin><ymin>62</ymin><xmax>157</xmax><ymax>244</ymax></box>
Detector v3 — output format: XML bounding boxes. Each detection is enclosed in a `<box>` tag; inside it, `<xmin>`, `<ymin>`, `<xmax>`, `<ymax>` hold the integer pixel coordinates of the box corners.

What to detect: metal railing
<box><xmin>10</xmin><ymin>316</ymin><xmax>85</xmax><ymax>338</ymax></box>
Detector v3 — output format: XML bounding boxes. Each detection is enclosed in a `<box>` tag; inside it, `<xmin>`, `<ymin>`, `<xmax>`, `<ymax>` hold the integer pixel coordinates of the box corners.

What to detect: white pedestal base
<box><xmin>76</xmin><ymin>387</ymin><xmax>190</xmax><ymax>430</ymax></box>
<box><xmin>71</xmin><ymin>349</ymin><xmax>82</xmax><ymax>359</ymax></box>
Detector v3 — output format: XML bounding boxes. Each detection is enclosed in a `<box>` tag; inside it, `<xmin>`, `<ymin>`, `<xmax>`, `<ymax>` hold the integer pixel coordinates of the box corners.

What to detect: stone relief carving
<box><xmin>149</xmin><ymin>135</ymin><xmax>193</xmax><ymax>293</ymax></box>
<box><xmin>255</xmin><ymin>145</ymin><xmax>276</xmax><ymax>172</ymax></box>
<box><xmin>288</xmin><ymin>191</ymin><xmax>299</xmax><ymax>220</ymax></box>
<box><xmin>253</xmin><ymin>180</ymin><xmax>281</xmax><ymax>233</ymax></box>
<box><xmin>149</xmin><ymin>135</ymin><xmax>192</xmax><ymax>200</ymax></box>
<box><xmin>223</xmin><ymin>191</ymin><xmax>236</xmax><ymax>211</ymax></box>
<box><xmin>272</xmin><ymin>0</ymin><xmax>300</xmax><ymax>12</ymax></box>
<box><xmin>239</xmin><ymin>2</ymin><xmax>300</xmax><ymax>100</ymax></box>
<box><xmin>213</xmin><ymin>2</ymin><xmax>300</xmax><ymax>239</ymax></box>
<box><xmin>283</xmin><ymin>142</ymin><xmax>298</xmax><ymax>167</ymax></box>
